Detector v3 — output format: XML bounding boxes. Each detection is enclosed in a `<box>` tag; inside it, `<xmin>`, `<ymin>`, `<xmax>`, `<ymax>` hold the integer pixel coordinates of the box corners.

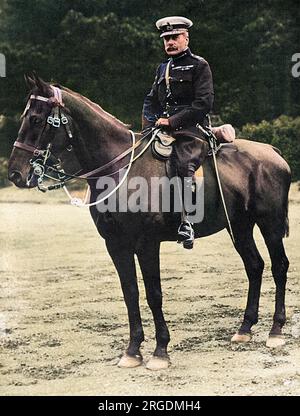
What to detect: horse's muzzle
<box><xmin>8</xmin><ymin>170</ymin><xmax>24</xmax><ymax>186</ymax></box>
<box><xmin>8</xmin><ymin>169</ymin><xmax>37</xmax><ymax>188</ymax></box>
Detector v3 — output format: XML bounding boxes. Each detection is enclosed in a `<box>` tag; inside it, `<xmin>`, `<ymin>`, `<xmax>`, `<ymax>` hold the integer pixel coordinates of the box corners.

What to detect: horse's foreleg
<box><xmin>136</xmin><ymin>238</ymin><xmax>171</xmax><ymax>370</ymax></box>
<box><xmin>105</xmin><ymin>236</ymin><xmax>144</xmax><ymax>367</ymax></box>
<box><xmin>231</xmin><ymin>224</ymin><xmax>264</xmax><ymax>343</ymax></box>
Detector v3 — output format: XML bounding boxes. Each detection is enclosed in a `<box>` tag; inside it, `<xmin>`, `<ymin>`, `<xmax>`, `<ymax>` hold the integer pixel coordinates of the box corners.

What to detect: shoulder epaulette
<box><xmin>190</xmin><ymin>53</ymin><xmax>206</xmax><ymax>63</ymax></box>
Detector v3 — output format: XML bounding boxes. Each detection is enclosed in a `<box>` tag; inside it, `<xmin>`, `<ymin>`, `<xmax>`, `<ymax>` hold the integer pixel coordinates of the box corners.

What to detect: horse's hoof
<box><xmin>231</xmin><ymin>332</ymin><xmax>251</xmax><ymax>343</ymax></box>
<box><xmin>146</xmin><ymin>355</ymin><xmax>170</xmax><ymax>371</ymax></box>
<box><xmin>117</xmin><ymin>353</ymin><xmax>143</xmax><ymax>368</ymax></box>
<box><xmin>266</xmin><ymin>335</ymin><xmax>285</xmax><ymax>348</ymax></box>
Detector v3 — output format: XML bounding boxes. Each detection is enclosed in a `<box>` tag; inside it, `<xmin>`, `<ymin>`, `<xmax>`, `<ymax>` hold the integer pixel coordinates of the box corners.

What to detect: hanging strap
<box><xmin>165</xmin><ymin>59</ymin><xmax>172</xmax><ymax>95</ymax></box>
<box><xmin>209</xmin><ymin>135</ymin><xmax>235</xmax><ymax>245</ymax></box>
<box><xmin>197</xmin><ymin>124</ymin><xmax>236</xmax><ymax>246</ymax></box>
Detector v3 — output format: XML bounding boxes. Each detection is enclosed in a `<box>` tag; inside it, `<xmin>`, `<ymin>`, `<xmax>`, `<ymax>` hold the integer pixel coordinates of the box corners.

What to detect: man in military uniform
<box><xmin>142</xmin><ymin>16</ymin><xmax>214</xmax><ymax>249</ymax></box>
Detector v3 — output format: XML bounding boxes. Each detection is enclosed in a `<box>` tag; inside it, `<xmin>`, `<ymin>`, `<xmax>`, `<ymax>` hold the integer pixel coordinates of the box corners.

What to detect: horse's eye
<box><xmin>30</xmin><ymin>115</ymin><xmax>43</xmax><ymax>125</ymax></box>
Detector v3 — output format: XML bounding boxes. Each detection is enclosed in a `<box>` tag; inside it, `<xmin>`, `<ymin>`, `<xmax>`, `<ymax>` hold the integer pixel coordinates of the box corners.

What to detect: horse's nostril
<box><xmin>8</xmin><ymin>170</ymin><xmax>22</xmax><ymax>184</ymax></box>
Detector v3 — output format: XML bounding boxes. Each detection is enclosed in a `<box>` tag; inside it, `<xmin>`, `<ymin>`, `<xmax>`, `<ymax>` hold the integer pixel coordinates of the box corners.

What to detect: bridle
<box><xmin>14</xmin><ymin>86</ymin><xmax>77</xmax><ymax>192</ymax></box>
<box><xmin>13</xmin><ymin>85</ymin><xmax>158</xmax><ymax>206</ymax></box>
<box><xmin>15</xmin><ymin>87</ymin><xmax>74</xmax><ymax>154</ymax></box>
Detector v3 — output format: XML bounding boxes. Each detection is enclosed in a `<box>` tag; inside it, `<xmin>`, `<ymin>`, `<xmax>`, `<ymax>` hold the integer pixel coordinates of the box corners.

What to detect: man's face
<box><xmin>163</xmin><ymin>32</ymin><xmax>189</xmax><ymax>56</ymax></box>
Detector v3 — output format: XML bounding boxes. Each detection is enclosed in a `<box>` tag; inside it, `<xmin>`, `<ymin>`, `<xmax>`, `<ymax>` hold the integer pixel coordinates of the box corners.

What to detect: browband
<box><xmin>21</xmin><ymin>86</ymin><xmax>63</xmax><ymax>118</ymax></box>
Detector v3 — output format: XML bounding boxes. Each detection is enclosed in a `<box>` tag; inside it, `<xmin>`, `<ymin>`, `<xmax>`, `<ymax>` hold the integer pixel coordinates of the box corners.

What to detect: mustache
<box><xmin>167</xmin><ymin>46</ymin><xmax>178</xmax><ymax>51</ymax></box>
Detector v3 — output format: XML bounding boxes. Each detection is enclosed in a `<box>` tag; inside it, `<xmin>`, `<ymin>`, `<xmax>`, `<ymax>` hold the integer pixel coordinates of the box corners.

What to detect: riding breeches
<box><xmin>171</xmin><ymin>127</ymin><xmax>208</xmax><ymax>178</ymax></box>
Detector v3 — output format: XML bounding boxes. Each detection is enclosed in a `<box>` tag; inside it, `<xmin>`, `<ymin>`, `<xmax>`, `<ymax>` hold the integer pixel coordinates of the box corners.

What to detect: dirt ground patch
<box><xmin>0</xmin><ymin>185</ymin><xmax>299</xmax><ymax>396</ymax></box>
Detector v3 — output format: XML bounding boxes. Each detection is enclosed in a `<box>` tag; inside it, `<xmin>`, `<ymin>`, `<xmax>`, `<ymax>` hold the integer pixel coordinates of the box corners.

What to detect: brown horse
<box><xmin>8</xmin><ymin>75</ymin><xmax>291</xmax><ymax>370</ymax></box>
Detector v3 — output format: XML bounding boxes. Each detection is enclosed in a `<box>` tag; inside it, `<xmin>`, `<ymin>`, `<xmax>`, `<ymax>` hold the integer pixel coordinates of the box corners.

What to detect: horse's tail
<box><xmin>279</xmin><ymin>151</ymin><xmax>291</xmax><ymax>239</ymax></box>
<box><xmin>283</xmin><ymin>166</ymin><xmax>291</xmax><ymax>238</ymax></box>
<box><xmin>284</xmin><ymin>198</ymin><xmax>289</xmax><ymax>238</ymax></box>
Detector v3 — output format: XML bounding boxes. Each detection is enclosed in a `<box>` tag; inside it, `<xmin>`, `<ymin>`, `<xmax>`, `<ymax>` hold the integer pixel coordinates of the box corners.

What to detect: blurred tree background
<box><xmin>0</xmin><ymin>0</ymin><xmax>299</xmax><ymax>180</ymax></box>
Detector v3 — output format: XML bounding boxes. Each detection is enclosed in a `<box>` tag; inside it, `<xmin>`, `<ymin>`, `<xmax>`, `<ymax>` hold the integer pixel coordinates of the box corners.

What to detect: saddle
<box><xmin>151</xmin><ymin>124</ymin><xmax>236</xmax><ymax>161</ymax></box>
<box><xmin>151</xmin><ymin>130</ymin><xmax>176</xmax><ymax>160</ymax></box>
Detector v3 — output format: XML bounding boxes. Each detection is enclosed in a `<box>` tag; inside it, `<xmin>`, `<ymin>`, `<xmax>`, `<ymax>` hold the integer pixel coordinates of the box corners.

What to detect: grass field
<box><xmin>0</xmin><ymin>184</ymin><xmax>299</xmax><ymax>396</ymax></box>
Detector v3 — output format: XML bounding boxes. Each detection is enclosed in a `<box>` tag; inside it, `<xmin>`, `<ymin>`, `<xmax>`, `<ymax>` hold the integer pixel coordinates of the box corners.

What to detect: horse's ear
<box><xmin>24</xmin><ymin>74</ymin><xmax>36</xmax><ymax>90</ymax></box>
<box><xmin>32</xmin><ymin>72</ymin><xmax>50</xmax><ymax>96</ymax></box>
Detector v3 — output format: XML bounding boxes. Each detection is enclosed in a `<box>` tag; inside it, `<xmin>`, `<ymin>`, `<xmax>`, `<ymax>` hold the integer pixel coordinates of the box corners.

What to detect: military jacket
<box><xmin>143</xmin><ymin>48</ymin><xmax>214</xmax><ymax>130</ymax></box>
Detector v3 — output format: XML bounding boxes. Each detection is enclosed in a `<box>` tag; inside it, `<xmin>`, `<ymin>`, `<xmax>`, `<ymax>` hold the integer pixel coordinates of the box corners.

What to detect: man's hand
<box><xmin>155</xmin><ymin>118</ymin><xmax>170</xmax><ymax>127</ymax></box>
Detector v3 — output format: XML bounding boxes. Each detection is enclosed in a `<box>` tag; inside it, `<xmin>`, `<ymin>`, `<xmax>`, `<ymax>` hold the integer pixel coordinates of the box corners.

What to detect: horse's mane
<box><xmin>56</xmin><ymin>85</ymin><xmax>130</xmax><ymax>130</ymax></box>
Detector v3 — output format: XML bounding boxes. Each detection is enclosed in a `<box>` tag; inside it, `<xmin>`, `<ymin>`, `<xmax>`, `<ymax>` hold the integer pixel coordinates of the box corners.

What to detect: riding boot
<box><xmin>177</xmin><ymin>176</ymin><xmax>195</xmax><ymax>249</ymax></box>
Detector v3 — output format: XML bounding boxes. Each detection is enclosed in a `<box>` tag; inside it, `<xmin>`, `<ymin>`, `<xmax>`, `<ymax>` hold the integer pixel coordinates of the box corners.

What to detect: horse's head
<box><xmin>8</xmin><ymin>74</ymin><xmax>73</xmax><ymax>188</ymax></box>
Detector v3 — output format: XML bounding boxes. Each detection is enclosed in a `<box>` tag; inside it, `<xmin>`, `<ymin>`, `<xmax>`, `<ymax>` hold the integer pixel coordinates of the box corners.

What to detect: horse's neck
<box><xmin>62</xmin><ymin>90</ymin><xmax>131</xmax><ymax>172</ymax></box>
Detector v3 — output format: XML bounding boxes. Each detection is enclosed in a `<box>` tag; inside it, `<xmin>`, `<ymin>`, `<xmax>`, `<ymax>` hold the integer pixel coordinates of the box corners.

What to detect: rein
<box><xmin>14</xmin><ymin>86</ymin><xmax>156</xmax><ymax>206</ymax></box>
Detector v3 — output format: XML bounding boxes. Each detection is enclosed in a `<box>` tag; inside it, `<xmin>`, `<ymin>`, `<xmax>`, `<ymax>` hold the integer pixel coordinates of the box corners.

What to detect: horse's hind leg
<box><xmin>105</xmin><ymin>235</ymin><xmax>144</xmax><ymax>368</ymax></box>
<box><xmin>258</xmin><ymin>220</ymin><xmax>289</xmax><ymax>347</ymax></box>
<box><xmin>231</xmin><ymin>221</ymin><xmax>265</xmax><ymax>343</ymax></box>
<box><xmin>136</xmin><ymin>238</ymin><xmax>170</xmax><ymax>370</ymax></box>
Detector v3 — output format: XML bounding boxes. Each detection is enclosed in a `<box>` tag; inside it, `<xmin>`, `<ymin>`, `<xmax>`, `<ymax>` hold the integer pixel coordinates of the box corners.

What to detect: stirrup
<box><xmin>177</xmin><ymin>221</ymin><xmax>194</xmax><ymax>249</ymax></box>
